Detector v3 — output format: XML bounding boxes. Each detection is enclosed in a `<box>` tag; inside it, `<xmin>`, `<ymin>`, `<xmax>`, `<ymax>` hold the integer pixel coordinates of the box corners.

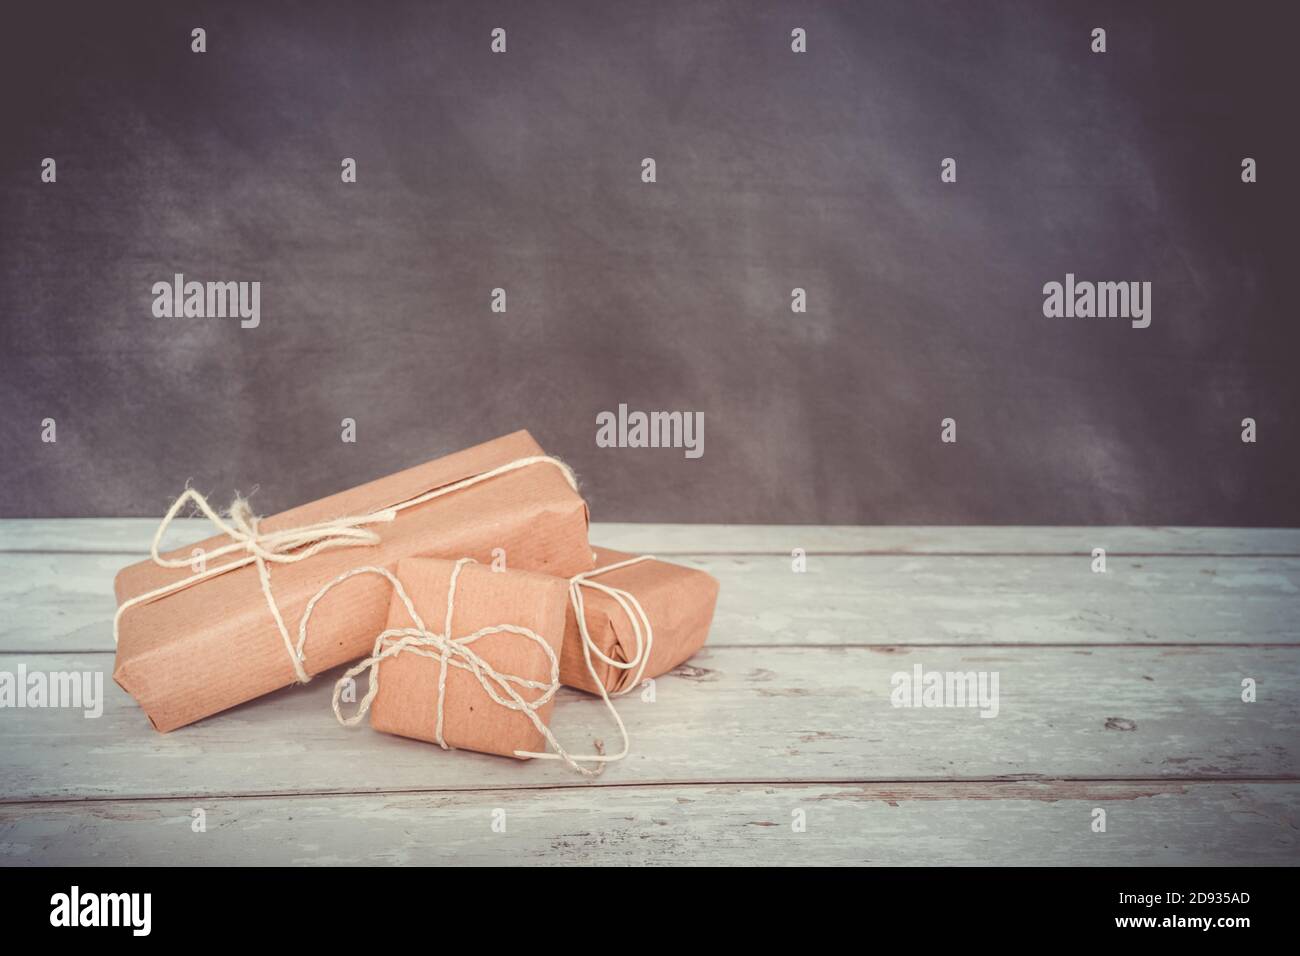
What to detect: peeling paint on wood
<box><xmin>1</xmin><ymin>646</ymin><xmax>1296</xmax><ymax>802</ymax></box>
<box><xmin>1</xmin><ymin>782</ymin><xmax>1294</xmax><ymax>866</ymax></box>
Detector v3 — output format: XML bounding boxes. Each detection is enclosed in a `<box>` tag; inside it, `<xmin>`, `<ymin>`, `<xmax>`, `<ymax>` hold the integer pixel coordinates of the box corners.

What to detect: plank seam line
<box><xmin>4</xmin><ymin>776</ymin><xmax>1298</xmax><ymax>808</ymax></box>
<box><xmin>7</xmin><ymin>642</ymin><xmax>1300</xmax><ymax>656</ymax></box>
<box><xmin>3</xmin><ymin>548</ymin><xmax>1300</xmax><ymax>558</ymax></box>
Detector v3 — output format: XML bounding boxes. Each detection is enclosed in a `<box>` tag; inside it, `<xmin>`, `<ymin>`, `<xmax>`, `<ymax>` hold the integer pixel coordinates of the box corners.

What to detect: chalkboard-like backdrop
<box><xmin>2</xmin><ymin>1</ymin><xmax>1295</xmax><ymax>524</ymax></box>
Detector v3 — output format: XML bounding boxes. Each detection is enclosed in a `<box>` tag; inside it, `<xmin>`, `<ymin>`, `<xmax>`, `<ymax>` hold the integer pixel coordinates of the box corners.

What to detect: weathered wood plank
<box><xmin>2</xmin><ymin>782</ymin><xmax>1295</xmax><ymax>865</ymax></box>
<box><xmin>1</xmin><ymin>647</ymin><xmax>1295</xmax><ymax>802</ymax></box>
<box><xmin>600</xmin><ymin>524</ymin><xmax>1300</xmax><ymax>557</ymax></box>
<box><xmin>3</xmin><ymin>519</ymin><xmax>1298</xmax><ymax>556</ymax></box>
<box><xmin>5</xmin><ymin>552</ymin><xmax>1298</xmax><ymax>652</ymax></box>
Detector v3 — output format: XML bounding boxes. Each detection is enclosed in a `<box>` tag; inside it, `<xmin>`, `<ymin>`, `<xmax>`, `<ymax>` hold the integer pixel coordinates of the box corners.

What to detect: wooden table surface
<box><xmin>1</xmin><ymin>521</ymin><xmax>1297</xmax><ymax>865</ymax></box>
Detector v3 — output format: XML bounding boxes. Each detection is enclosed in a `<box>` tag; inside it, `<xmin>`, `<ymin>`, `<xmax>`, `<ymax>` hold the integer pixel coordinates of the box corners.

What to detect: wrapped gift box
<box><xmin>112</xmin><ymin>430</ymin><xmax>593</xmax><ymax>732</ymax></box>
<box><xmin>560</xmin><ymin>546</ymin><xmax>719</xmax><ymax>695</ymax></box>
<box><xmin>361</xmin><ymin>557</ymin><xmax>571</xmax><ymax>758</ymax></box>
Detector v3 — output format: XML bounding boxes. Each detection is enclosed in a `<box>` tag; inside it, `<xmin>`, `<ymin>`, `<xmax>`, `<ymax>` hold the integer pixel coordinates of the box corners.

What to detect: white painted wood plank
<box><xmin>5</xmin><ymin>551</ymin><xmax>1296</xmax><ymax>653</ymax></box>
<box><xmin>2</xmin><ymin>782</ymin><xmax>1294</xmax><ymax>865</ymax></box>
<box><xmin>598</xmin><ymin>524</ymin><xmax>1300</xmax><ymax>557</ymax></box>
<box><xmin>3</xmin><ymin>518</ymin><xmax>1298</xmax><ymax>556</ymax></box>
<box><xmin>1</xmin><ymin>647</ymin><xmax>1295</xmax><ymax>802</ymax></box>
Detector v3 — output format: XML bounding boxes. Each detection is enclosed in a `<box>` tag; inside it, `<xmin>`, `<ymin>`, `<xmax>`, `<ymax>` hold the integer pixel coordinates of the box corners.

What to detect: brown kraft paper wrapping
<box><xmin>363</xmin><ymin>558</ymin><xmax>570</xmax><ymax>758</ymax></box>
<box><xmin>112</xmin><ymin>430</ymin><xmax>593</xmax><ymax>732</ymax></box>
<box><xmin>560</xmin><ymin>546</ymin><xmax>720</xmax><ymax>696</ymax></box>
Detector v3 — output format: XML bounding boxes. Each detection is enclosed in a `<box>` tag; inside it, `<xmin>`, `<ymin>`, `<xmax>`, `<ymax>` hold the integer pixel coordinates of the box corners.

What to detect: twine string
<box><xmin>111</xmin><ymin>452</ymin><xmax>666</xmax><ymax>777</ymax></box>
<box><xmin>317</xmin><ymin>555</ymin><xmax>658</xmax><ymax>776</ymax></box>
<box><xmin>111</xmin><ymin>455</ymin><xmax>577</xmax><ymax>686</ymax></box>
<box><xmin>515</xmin><ymin>554</ymin><xmax>656</xmax><ymax>766</ymax></box>
<box><xmin>320</xmin><ymin>559</ymin><xmax>594</xmax><ymax>774</ymax></box>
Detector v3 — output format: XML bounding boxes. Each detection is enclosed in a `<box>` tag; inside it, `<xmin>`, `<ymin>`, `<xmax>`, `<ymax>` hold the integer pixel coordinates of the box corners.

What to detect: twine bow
<box><xmin>112</xmin><ymin>455</ymin><xmax>578</xmax><ymax>685</ymax></box>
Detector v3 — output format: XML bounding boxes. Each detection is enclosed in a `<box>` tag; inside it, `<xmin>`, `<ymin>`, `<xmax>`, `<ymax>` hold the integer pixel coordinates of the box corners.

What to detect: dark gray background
<box><xmin>2</xmin><ymin>1</ymin><xmax>1295</xmax><ymax>523</ymax></box>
